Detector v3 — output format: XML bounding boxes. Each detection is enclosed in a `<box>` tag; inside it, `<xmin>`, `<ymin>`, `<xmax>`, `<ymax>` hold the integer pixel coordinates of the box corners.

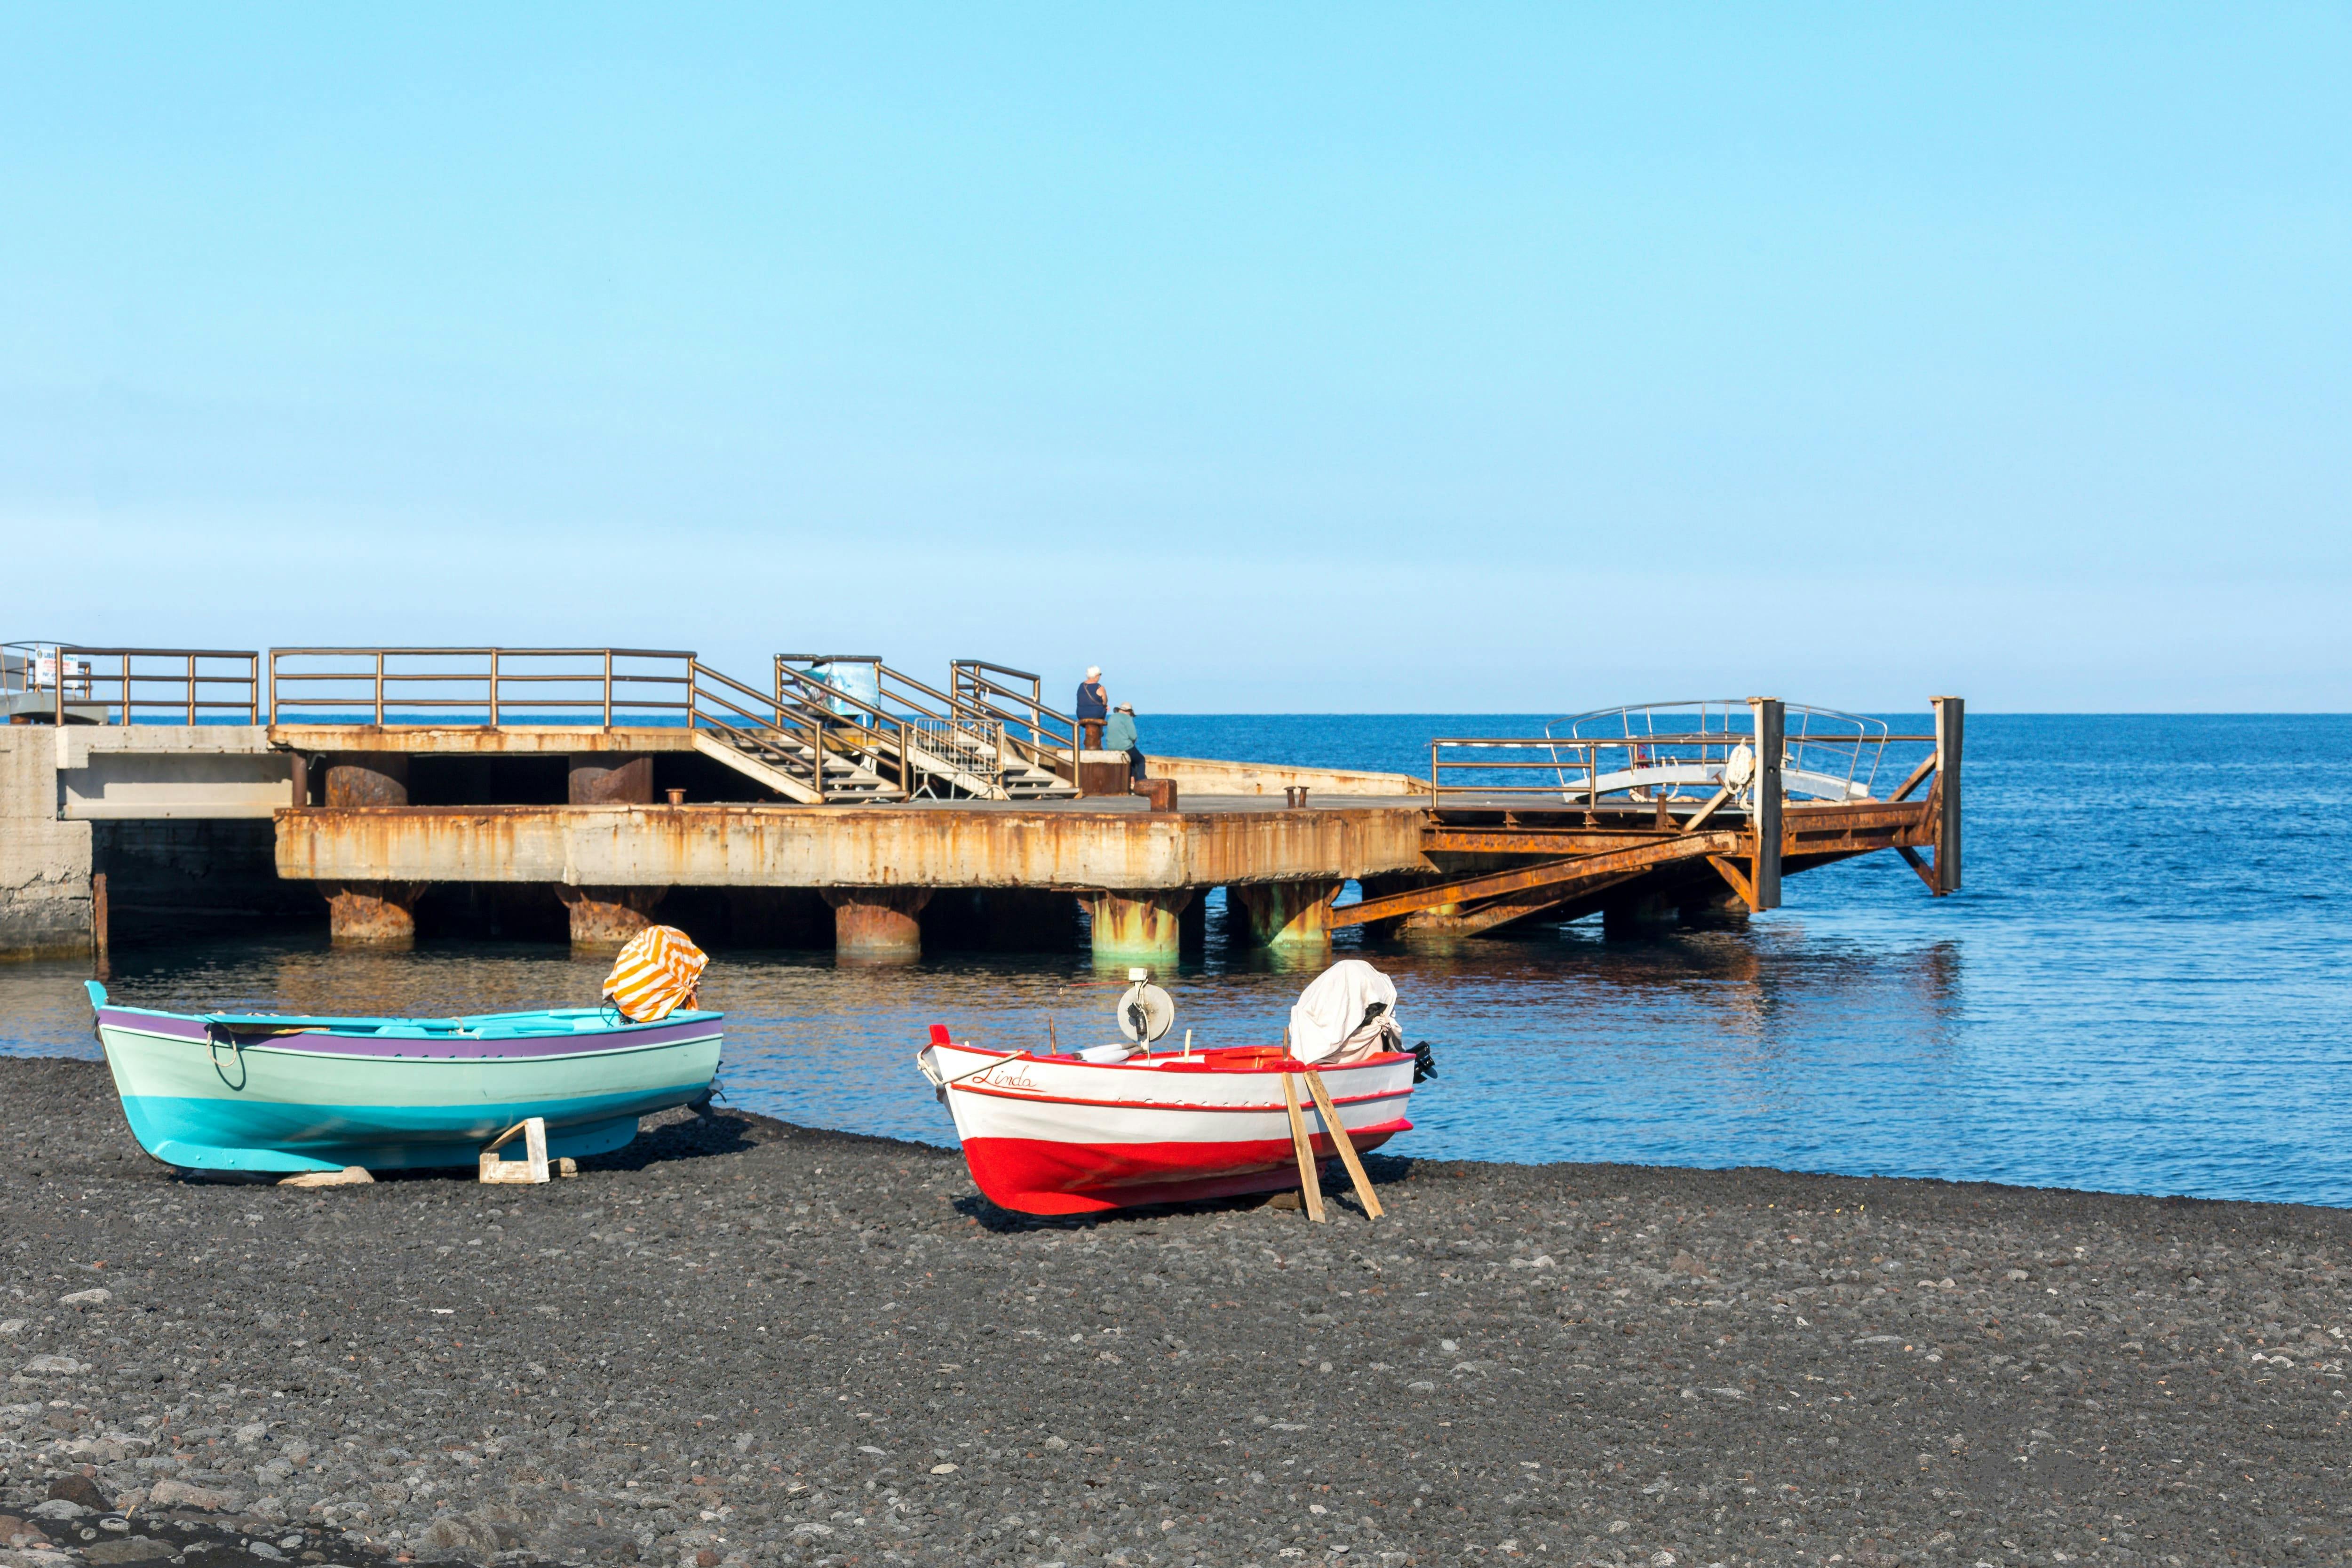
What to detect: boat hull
<box><xmin>94</xmin><ymin>1007</ymin><xmax>723</xmax><ymax>1172</ymax></box>
<box><xmin>924</xmin><ymin>1043</ymin><xmax>1415</xmax><ymax>1215</ymax></box>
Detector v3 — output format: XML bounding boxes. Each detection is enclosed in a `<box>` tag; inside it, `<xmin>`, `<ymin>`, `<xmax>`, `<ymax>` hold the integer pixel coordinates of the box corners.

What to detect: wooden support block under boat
<box><xmin>478</xmin><ymin>1116</ymin><xmax>578</xmax><ymax>1184</ymax></box>
<box><xmin>1282</xmin><ymin>1075</ymin><xmax>1327</xmax><ymax>1223</ymax></box>
<box><xmin>1303</xmin><ymin>1068</ymin><xmax>1382</xmax><ymax>1220</ymax></box>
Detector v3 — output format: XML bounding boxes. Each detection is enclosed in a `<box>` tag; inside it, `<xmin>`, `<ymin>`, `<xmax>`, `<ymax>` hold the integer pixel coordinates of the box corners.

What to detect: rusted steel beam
<box><xmin>1327</xmin><ymin>829</ymin><xmax>1743</xmax><ymax>929</ymax></box>
<box><xmin>1896</xmin><ymin>845</ymin><xmax>1943</xmax><ymax>894</ymax></box>
<box><xmin>1782</xmin><ymin>801</ymin><xmax>1936</xmax><ymax>833</ymax></box>
<box><xmin>1890</xmin><ymin>754</ymin><xmax>1937</xmax><ymax>802</ymax></box>
<box><xmin>1421</xmin><ymin>828</ymin><xmax>1684</xmax><ymax>854</ymax></box>
<box><xmin>1441</xmin><ymin>870</ymin><xmax>1653</xmax><ymax>937</ymax></box>
<box><xmin>1706</xmin><ymin>854</ymin><xmax>1756</xmax><ymax>910</ymax></box>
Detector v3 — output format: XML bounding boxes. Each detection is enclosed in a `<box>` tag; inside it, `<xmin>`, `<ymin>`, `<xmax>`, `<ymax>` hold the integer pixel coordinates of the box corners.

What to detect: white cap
<box><xmin>1086</xmin><ymin>666</ymin><xmax>1102</xmax><ymax>678</ymax></box>
<box><xmin>1128</xmin><ymin>966</ymin><xmax>1148</xmax><ymax>981</ymax></box>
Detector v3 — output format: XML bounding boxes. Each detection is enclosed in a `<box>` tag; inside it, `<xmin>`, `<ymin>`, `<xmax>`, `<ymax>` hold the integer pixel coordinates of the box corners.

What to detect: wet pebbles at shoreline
<box><xmin>3</xmin><ymin>1055</ymin><xmax>2348</xmax><ymax>1568</ymax></box>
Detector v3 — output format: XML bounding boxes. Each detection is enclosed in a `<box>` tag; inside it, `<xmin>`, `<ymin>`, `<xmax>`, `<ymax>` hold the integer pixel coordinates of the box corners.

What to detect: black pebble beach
<box><xmin>3</xmin><ymin>1055</ymin><xmax>2347</xmax><ymax>1568</ymax></box>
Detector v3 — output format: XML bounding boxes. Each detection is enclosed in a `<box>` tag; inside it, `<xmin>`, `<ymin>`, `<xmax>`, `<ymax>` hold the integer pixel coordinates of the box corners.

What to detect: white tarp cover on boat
<box><xmin>1287</xmin><ymin>959</ymin><xmax>1403</xmax><ymax>1066</ymax></box>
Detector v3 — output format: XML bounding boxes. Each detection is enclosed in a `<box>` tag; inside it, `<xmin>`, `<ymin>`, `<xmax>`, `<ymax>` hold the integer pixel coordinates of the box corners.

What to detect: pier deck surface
<box><xmin>4</xmin><ymin>1053</ymin><xmax>2340</xmax><ymax>1568</ymax></box>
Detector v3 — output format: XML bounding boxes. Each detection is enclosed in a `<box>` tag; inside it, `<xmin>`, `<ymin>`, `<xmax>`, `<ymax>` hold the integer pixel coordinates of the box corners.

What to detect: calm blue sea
<box><xmin>4</xmin><ymin>714</ymin><xmax>2347</xmax><ymax>1208</ymax></box>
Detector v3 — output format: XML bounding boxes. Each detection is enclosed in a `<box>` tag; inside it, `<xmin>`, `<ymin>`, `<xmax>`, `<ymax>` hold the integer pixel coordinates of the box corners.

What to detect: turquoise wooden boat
<box><xmin>86</xmin><ymin>981</ymin><xmax>723</xmax><ymax>1173</ymax></box>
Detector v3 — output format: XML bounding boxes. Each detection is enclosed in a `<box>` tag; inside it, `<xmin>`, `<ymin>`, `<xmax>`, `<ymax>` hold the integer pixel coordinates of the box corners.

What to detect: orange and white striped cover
<box><xmin>602</xmin><ymin>925</ymin><xmax>709</xmax><ymax>1022</ymax></box>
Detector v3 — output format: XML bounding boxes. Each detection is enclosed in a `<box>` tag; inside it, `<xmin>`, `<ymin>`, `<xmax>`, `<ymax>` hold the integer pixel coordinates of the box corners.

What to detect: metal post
<box><xmin>1748</xmin><ymin>697</ymin><xmax>1783</xmax><ymax>912</ymax></box>
<box><xmin>267</xmin><ymin>652</ymin><xmax>277</xmax><ymax>725</ymax></box>
<box><xmin>247</xmin><ymin>653</ymin><xmax>260</xmax><ymax>724</ymax></box>
<box><xmin>186</xmin><ymin>652</ymin><xmax>196</xmax><ymax>725</ymax></box>
<box><xmin>603</xmin><ymin>650</ymin><xmax>614</xmax><ymax>728</ymax></box>
<box><xmin>91</xmin><ymin>872</ymin><xmax>108</xmax><ymax>978</ymax></box>
<box><xmin>487</xmin><ymin>648</ymin><xmax>500</xmax><ymax>728</ymax></box>
<box><xmin>374</xmin><ymin>651</ymin><xmax>386</xmax><ymax>726</ymax></box>
<box><xmin>1931</xmin><ymin>695</ymin><xmax>1963</xmax><ymax>894</ymax></box>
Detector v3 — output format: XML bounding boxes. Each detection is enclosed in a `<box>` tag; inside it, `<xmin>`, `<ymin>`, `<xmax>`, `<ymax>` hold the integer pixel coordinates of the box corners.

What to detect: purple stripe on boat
<box><xmin>95</xmin><ymin>1010</ymin><xmax>721</xmax><ymax>1061</ymax></box>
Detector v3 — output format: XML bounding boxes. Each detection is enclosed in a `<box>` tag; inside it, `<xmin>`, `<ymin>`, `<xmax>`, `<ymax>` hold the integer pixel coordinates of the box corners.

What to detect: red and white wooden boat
<box><xmin>916</xmin><ymin>1028</ymin><xmax>1417</xmax><ymax>1216</ymax></box>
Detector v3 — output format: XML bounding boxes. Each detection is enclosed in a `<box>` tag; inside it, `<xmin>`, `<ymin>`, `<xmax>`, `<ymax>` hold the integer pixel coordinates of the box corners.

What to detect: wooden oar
<box><xmin>1279</xmin><ymin>1074</ymin><xmax>1327</xmax><ymax>1223</ymax></box>
<box><xmin>1301</xmin><ymin>1068</ymin><xmax>1383</xmax><ymax>1220</ymax></box>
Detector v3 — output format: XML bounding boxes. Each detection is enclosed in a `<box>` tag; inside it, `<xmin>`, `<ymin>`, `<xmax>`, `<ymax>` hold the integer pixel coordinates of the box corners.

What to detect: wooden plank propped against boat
<box><xmin>1302</xmin><ymin>1069</ymin><xmax>1383</xmax><ymax>1220</ymax></box>
<box><xmin>1280</xmin><ymin>1075</ymin><xmax>1327</xmax><ymax>1223</ymax></box>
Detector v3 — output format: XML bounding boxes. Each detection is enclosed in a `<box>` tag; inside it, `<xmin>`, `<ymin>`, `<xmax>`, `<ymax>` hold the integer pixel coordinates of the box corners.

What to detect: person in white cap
<box><xmin>1075</xmin><ymin>666</ymin><xmax>1108</xmax><ymax>749</ymax></box>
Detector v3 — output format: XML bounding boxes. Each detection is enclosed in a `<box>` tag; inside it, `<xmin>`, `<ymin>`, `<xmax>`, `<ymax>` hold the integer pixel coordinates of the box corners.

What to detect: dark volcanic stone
<box><xmin>48</xmin><ymin>1471</ymin><xmax>110</xmax><ymax>1510</ymax></box>
<box><xmin>2</xmin><ymin>1052</ymin><xmax>2349</xmax><ymax>1567</ymax></box>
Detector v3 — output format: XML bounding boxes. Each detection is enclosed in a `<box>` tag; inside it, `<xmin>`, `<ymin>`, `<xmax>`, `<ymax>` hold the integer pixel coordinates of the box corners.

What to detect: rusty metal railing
<box><xmin>949</xmin><ymin>660</ymin><xmax>1082</xmax><ymax>782</ymax></box>
<box><xmin>268</xmin><ymin>647</ymin><xmax>697</xmax><ymax>727</ymax></box>
<box><xmin>777</xmin><ymin>656</ymin><xmax>1013</xmax><ymax>799</ymax></box>
<box><xmin>1431</xmin><ymin>701</ymin><xmax>1933</xmax><ymax>808</ymax></box>
<box><xmin>4</xmin><ymin>645</ymin><xmax>262</xmax><ymax>725</ymax></box>
<box><xmin>266</xmin><ymin>647</ymin><xmax>910</xmax><ymax>801</ymax></box>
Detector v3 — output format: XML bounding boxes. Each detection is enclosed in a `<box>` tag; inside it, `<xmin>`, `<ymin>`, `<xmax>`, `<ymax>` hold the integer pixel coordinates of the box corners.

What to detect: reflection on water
<box><xmin>4</xmin><ymin>714</ymin><xmax>2348</xmax><ymax>1208</ymax></box>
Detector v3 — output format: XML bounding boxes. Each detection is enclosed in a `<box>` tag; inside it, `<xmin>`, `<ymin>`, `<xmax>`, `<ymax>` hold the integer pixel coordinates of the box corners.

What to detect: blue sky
<box><xmin>3</xmin><ymin>6</ymin><xmax>2346</xmax><ymax>711</ymax></box>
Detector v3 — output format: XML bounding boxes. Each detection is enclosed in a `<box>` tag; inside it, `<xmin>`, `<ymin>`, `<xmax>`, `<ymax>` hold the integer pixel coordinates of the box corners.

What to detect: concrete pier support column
<box><xmin>568</xmin><ymin>754</ymin><xmax>655</xmax><ymax>805</ymax></box>
<box><xmin>1084</xmin><ymin>889</ymin><xmax>1194</xmax><ymax>964</ymax></box>
<box><xmin>321</xmin><ymin>881</ymin><xmax>424</xmax><ymax>947</ymax></box>
<box><xmin>1230</xmin><ymin>879</ymin><xmax>1344</xmax><ymax>951</ymax></box>
<box><xmin>825</xmin><ymin>888</ymin><xmax>933</xmax><ymax>963</ymax></box>
<box><xmin>555</xmin><ymin>884</ymin><xmax>666</xmax><ymax>949</ymax></box>
<box><xmin>323</xmin><ymin>754</ymin><xmax>409</xmax><ymax>808</ymax></box>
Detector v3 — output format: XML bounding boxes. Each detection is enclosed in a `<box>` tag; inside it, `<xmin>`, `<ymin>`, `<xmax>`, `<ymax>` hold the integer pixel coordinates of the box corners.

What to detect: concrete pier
<box><xmin>0</xmin><ymin>730</ymin><xmax>93</xmax><ymax>956</ymax></box>
<box><xmin>1</xmin><ymin>647</ymin><xmax>1961</xmax><ymax>960</ymax></box>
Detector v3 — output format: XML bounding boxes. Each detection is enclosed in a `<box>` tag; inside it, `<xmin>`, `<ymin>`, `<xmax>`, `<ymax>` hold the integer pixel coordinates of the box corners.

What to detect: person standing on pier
<box><xmin>1103</xmin><ymin>701</ymin><xmax>1146</xmax><ymax>786</ymax></box>
<box><xmin>1076</xmin><ymin>665</ymin><xmax>1108</xmax><ymax>750</ymax></box>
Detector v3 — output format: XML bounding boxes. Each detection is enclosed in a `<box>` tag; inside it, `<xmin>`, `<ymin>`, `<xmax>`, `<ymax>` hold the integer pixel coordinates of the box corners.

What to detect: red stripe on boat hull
<box><xmin>961</xmin><ymin>1119</ymin><xmax>1411</xmax><ymax>1215</ymax></box>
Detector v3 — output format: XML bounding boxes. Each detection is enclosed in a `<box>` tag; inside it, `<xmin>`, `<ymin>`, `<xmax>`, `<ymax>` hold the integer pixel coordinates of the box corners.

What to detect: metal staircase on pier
<box><xmin>688</xmin><ymin>662</ymin><xmax>904</xmax><ymax>805</ymax></box>
<box><xmin>775</xmin><ymin>656</ymin><xmax>1080</xmax><ymax>803</ymax></box>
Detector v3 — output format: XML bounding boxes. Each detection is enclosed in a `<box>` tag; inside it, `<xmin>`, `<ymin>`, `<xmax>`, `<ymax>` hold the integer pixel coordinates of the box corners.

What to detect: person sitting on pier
<box><xmin>1076</xmin><ymin>666</ymin><xmax>1107</xmax><ymax>749</ymax></box>
<box><xmin>1102</xmin><ymin>701</ymin><xmax>1146</xmax><ymax>786</ymax></box>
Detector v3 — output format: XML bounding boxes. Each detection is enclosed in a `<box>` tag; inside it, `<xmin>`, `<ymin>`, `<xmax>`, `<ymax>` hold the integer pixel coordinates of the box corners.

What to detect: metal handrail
<box><xmin>267</xmin><ymin>648</ymin><xmax>695</xmax><ymax>726</ymax></box>
<box><xmin>1431</xmin><ymin>706</ymin><xmax>1935</xmax><ymax>807</ymax></box>
<box><xmin>950</xmin><ymin>660</ymin><xmax>1081</xmax><ymax>781</ymax></box>
<box><xmin>768</xmin><ymin>661</ymin><xmax>915</xmax><ymax>795</ymax></box>
<box><xmin>48</xmin><ymin>647</ymin><xmax>261</xmax><ymax>725</ymax></box>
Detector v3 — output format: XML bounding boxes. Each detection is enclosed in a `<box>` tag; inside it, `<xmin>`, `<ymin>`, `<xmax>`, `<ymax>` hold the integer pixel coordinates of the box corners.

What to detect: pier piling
<box><xmin>1230</xmin><ymin>879</ymin><xmax>1345</xmax><ymax>951</ymax></box>
<box><xmin>825</xmin><ymin>888</ymin><xmax>933</xmax><ymax>962</ymax></box>
<box><xmin>321</xmin><ymin>879</ymin><xmax>424</xmax><ymax>947</ymax></box>
<box><xmin>1085</xmin><ymin>889</ymin><xmax>1195</xmax><ymax>963</ymax></box>
<box><xmin>556</xmin><ymin>883</ymin><xmax>665</xmax><ymax>949</ymax></box>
